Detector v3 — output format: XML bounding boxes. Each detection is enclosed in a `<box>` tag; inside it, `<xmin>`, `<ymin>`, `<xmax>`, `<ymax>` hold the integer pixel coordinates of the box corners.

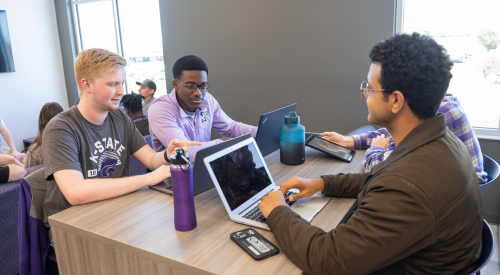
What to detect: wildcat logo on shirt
<box><xmin>200</xmin><ymin>111</ymin><xmax>208</xmax><ymax>124</ymax></box>
<box><xmin>87</xmin><ymin>137</ymin><xmax>126</xmax><ymax>178</ymax></box>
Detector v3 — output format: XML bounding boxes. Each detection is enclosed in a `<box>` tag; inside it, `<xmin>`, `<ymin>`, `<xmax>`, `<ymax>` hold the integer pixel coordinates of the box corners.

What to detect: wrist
<box><xmin>144</xmin><ymin>171</ymin><xmax>160</xmax><ymax>186</ymax></box>
<box><xmin>163</xmin><ymin>150</ymin><xmax>171</xmax><ymax>163</ymax></box>
<box><xmin>314</xmin><ymin>177</ymin><xmax>325</xmax><ymax>193</ymax></box>
<box><xmin>344</xmin><ymin>136</ymin><xmax>355</xmax><ymax>148</ymax></box>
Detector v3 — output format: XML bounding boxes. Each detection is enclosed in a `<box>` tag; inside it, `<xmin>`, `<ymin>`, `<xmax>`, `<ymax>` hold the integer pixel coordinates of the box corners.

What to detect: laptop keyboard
<box><xmin>242</xmin><ymin>190</ymin><xmax>297</xmax><ymax>223</ymax></box>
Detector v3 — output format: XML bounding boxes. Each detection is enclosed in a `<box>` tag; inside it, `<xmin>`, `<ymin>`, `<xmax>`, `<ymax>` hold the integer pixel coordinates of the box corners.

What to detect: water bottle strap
<box><xmin>180</xmin><ymin>155</ymin><xmax>191</xmax><ymax>171</ymax></box>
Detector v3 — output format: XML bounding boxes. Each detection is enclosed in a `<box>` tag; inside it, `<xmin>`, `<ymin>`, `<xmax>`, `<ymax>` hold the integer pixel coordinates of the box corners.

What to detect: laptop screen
<box><xmin>208</xmin><ymin>141</ymin><xmax>272</xmax><ymax>211</ymax></box>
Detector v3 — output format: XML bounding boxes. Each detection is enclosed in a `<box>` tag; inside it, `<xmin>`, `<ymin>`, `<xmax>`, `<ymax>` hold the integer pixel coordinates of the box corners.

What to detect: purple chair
<box><xmin>18</xmin><ymin>167</ymin><xmax>52</xmax><ymax>275</ymax></box>
<box><xmin>0</xmin><ymin>164</ymin><xmax>43</xmax><ymax>275</ymax></box>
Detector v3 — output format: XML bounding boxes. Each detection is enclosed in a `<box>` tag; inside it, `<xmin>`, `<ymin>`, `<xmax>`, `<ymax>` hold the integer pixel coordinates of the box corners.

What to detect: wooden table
<box><xmin>49</xmin><ymin>147</ymin><xmax>364</xmax><ymax>275</ymax></box>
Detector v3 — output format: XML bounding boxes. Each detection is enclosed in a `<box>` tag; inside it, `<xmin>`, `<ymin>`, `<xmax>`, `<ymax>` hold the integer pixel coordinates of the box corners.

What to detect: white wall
<box><xmin>0</xmin><ymin>0</ymin><xmax>68</xmax><ymax>151</ymax></box>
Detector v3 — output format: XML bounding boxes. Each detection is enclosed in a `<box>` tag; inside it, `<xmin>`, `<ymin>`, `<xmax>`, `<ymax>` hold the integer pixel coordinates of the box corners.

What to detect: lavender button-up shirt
<box><xmin>148</xmin><ymin>89</ymin><xmax>258</xmax><ymax>162</ymax></box>
<box><xmin>352</xmin><ymin>93</ymin><xmax>486</xmax><ymax>183</ymax></box>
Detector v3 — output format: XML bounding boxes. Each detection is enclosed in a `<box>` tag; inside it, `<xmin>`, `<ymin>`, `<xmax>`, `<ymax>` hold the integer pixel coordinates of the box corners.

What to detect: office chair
<box><xmin>480</xmin><ymin>155</ymin><xmax>500</xmax><ymax>195</ymax></box>
<box><xmin>469</xmin><ymin>219</ymin><xmax>495</xmax><ymax>275</ymax></box>
<box><xmin>129</xmin><ymin>155</ymin><xmax>148</xmax><ymax>176</ymax></box>
<box><xmin>144</xmin><ymin>135</ymin><xmax>153</xmax><ymax>148</ymax></box>
<box><xmin>18</xmin><ymin>167</ymin><xmax>59</xmax><ymax>275</ymax></box>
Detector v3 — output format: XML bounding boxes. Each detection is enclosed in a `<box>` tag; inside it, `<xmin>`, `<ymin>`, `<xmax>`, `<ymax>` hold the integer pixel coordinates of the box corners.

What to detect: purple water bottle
<box><xmin>170</xmin><ymin>147</ymin><xmax>197</xmax><ymax>231</ymax></box>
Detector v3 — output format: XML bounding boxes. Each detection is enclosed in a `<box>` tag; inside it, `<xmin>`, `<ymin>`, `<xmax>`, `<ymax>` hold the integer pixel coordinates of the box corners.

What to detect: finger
<box><xmin>289</xmin><ymin>192</ymin><xmax>307</xmax><ymax>202</ymax></box>
<box><xmin>176</xmin><ymin>141</ymin><xmax>203</xmax><ymax>147</ymax></box>
<box><xmin>380</xmin><ymin>134</ymin><xmax>385</xmax><ymax>138</ymax></box>
<box><xmin>279</xmin><ymin>177</ymin><xmax>301</xmax><ymax>193</ymax></box>
<box><xmin>273</xmin><ymin>190</ymin><xmax>285</xmax><ymax>198</ymax></box>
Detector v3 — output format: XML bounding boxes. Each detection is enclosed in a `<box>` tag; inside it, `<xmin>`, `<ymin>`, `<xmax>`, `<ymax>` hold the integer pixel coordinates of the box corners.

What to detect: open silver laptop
<box><xmin>203</xmin><ymin>137</ymin><xmax>331</xmax><ymax>230</ymax></box>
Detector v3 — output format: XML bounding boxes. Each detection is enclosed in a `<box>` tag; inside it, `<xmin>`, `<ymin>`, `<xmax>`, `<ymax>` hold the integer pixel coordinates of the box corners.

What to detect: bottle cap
<box><xmin>285</xmin><ymin>111</ymin><xmax>300</xmax><ymax>125</ymax></box>
<box><xmin>170</xmin><ymin>147</ymin><xmax>191</xmax><ymax>165</ymax></box>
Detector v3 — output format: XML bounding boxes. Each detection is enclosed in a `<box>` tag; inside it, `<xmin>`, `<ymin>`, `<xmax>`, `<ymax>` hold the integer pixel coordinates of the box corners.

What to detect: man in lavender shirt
<box><xmin>148</xmin><ymin>55</ymin><xmax>257</xmax><ymax>162</ymax></box>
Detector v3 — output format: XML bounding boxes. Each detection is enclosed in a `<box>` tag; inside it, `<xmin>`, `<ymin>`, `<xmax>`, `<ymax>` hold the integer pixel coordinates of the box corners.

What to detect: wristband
<box><xmin>164</xmin><ymin>150</ymin><xmax>171</xmax><ymax>163</ymax></box>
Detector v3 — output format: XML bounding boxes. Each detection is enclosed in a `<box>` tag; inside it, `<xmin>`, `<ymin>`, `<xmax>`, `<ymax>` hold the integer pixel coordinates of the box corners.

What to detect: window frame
<box><xmin>71</xmin><ymin>0</ymin><xmax>124</xmax><ymax>55</ymax></box>
<box><xmin>394</xmin><ymin>0</ymin><xmax>500</xmax><ymax>139</ymax></box>
<box><xmin>70</xmin><ymin>0</ymin><xmax>128</xmax><ymax>91</ymax></box>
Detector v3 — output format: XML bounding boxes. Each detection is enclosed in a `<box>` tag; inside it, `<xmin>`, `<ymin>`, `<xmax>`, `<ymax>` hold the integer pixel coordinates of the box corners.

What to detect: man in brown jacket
<box><xmin>258</xmin><ymin>33</ymin><xmax>483</xmax><ymax>274</ymax></box>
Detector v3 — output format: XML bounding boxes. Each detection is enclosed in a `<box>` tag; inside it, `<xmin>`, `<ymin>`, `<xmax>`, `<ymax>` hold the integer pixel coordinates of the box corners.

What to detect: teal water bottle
<box><xmin>280</xmin><ymin>111</ymin><xmax>305</xmax><ymax>165</ymax></box>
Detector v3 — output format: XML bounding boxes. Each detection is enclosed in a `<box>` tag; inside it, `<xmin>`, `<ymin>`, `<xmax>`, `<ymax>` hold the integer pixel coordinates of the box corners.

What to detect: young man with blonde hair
<box><xmin>42</xmin><ymin>49</ymin><xmax>200</xmax><ymax>221</ymax></box>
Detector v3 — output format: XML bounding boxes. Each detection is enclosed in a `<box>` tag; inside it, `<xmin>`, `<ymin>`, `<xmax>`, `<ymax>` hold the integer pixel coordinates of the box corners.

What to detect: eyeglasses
<box><xmin>359</xmin><ymin>80</ymin><xmax>391</xmax><ymax>99</ymax></box>
<box><xmin>175</xmin><ymin>79</ymin><xmax>210</xmax><ymax>93</ymax></box>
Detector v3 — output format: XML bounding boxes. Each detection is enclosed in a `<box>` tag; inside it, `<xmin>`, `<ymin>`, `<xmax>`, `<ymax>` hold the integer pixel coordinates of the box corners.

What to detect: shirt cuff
<box><xmin>267</xmin><ymin>205</ymin><xmax>297</xmax><ymax>231</ymax></box>
<box><xmin>352</xmin><ymin>134</ymin><xmax>370</xmax><ymax>149</ymax></box>
<box><xmin>320</xmin><ymin>175</ymin><xmax>341</xmax><ymax>197</ymax></box>
<box><xmin>366</xmin><ymin>146</ymin><xmax>385</xmax><ymax>152</ymax></box>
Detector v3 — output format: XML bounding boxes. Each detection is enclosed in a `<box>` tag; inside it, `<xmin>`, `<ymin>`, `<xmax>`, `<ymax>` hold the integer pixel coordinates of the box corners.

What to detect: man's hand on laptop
<box><xmin>258</xmin><ymin>190</ymin><xmax>288</xmax><ymax>218</ymax></box>
<box><xmin>166</xmin><ymin>138</ymin><xmax>202</xmax><ymax>161</ymax></box>
<box><xmin>279</xmin><ymin>176</ymin><xmax>325</xmax><ymax>202</ymax></box>
<box><xmin>147</xmin><ymin>165</ymin><xmax>172</xmax><ymax>185</ymax></box>
<box><xmin>320</xmin><ymin>132</ymin><xmax>354</xmax><ymax>148</ymax></box>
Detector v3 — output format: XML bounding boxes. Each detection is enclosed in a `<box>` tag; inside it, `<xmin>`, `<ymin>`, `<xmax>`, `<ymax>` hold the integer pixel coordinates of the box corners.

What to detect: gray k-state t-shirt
<box><xmin>42</xmin><ymin>106</ymin><xmax>147</xmax><ymax>225</ymax></box>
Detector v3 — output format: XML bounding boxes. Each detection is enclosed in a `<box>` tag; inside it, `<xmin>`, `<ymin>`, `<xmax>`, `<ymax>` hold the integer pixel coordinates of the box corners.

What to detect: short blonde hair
<box><xmin>74</xmin><ymin>48</ymin><xmax>127</xmax><ymax>93</ymax></box>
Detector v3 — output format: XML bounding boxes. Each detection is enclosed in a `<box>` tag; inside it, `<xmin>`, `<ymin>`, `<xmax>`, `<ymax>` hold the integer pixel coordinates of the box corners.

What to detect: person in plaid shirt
<box><xmin>321</xmin><ymin>93</ymin><xmax>487</xmax><ymax>183</ymax></box>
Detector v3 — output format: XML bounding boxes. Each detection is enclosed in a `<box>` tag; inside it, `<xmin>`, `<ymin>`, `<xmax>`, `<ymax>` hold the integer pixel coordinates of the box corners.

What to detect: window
<box><xmin>71</xmin><ymin>0</ymin><xmax>167</xmax><ymax>97</ymax></box>
<box><xmin>397</xmin><ymin>0</ymin><xmax>500</xmax><ymax>138</ymax></box>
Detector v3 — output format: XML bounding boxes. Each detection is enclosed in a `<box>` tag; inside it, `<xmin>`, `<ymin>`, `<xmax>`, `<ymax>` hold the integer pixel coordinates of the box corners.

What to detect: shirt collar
<box><xmin>144</xmin><ymin>97</ymin><xmax>155</xmax><ymax>104</ymax></box>
<box><xmin>169</xmin><ymin>89</ymin><xmax>209</xmax><ymax>118</ymax></box>
<box><xmin>370</xmin><ymin>114</ymin><xmax>448</xmax><ymax>175</ymax></box>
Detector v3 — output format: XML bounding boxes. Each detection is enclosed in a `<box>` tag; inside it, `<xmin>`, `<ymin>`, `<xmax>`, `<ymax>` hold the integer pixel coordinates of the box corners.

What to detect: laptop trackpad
<box><xmin>290</xmin><ymin>194</ymin><xmax>331</xmax><ymax>221</ymax></box>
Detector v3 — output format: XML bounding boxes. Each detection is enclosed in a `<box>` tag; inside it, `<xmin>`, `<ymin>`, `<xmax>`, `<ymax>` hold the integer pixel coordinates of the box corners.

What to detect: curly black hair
<box><xmin>172</xmin><ymin>55</ymin><xmax>208</xmax><ymax>80</ymax></box>
<box><xmin>369</xmin><ymin>32</ymin><xmax>453</xmax><ymax>120</ymax></box>
<box><xmin>121</xmin><ymin>94</ymin><xmax>145</xmax><ymax>114</ymax></box>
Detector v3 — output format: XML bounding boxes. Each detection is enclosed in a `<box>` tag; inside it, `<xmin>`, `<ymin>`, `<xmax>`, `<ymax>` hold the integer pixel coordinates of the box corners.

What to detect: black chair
<box><xmin>45</xmin><ymin>247</ymin><xmax>59</xmax><ymax>275</ymax></box>
<box><xmin>469</xmin><ymin>219</ymin><xmax>495</xmax><ymax>275</ymax></box>
<box><xmin>479</xmin><ymin>155</ymin><xmax>500</xmax><ymax>195</ymax></box>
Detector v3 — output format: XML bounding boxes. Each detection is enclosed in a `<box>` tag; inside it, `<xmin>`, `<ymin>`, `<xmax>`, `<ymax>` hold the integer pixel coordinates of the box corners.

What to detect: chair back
<box><xmin>144</xmin><ymin>135</ymin><xmax>153</xmax><ymax>148</ymax></box>
<box><xmin>469</xmin><ymin>219</ymin><xmax>495</xmax><ymax>274</ymax></box>
<box><xmin>479</xmin><ymin>155</ymin><xmax>500</xmax><ymax>195</ymax></box>
<box><xmin>129</xmin><ymin>155</ymin><xmax>147</xmax><ymax>176</ymax></box>
<box><xmin>24</xmin><ymin>168</ymin><xmax>48</xmax><ymax>222</ymax></box>
<box><xmin>18</xmin><ymin>166</ymin><xmax>52</xmax><ymax>275</ymax></box>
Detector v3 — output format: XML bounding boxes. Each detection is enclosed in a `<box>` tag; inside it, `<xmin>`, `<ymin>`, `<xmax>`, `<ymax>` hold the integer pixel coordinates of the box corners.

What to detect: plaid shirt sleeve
<box><xmin>350</xmin><ymin>128</ymin><xmax>396</xmax><ymax>173</ymax></box>
<box><xmin>362</xmin><ymin>146</ymin><xmax>393</xmax><ymax>173</ymax></box>
<box><xmin>441</xmin><ymin>93</ymin><xmax>487</xmax><ymax>183</ymax></box>
<box><xmin>351</xmin><ymin>128</ymin><xmax>394</xmax><ymax>149</ymax></box>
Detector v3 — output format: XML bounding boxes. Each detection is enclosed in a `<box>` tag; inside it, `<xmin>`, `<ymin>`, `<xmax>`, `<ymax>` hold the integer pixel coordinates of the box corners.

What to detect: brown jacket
<box><xmin>267</xmin><ymin>114</ymin><xmax>483</xmax><ymax>274</ymax></box>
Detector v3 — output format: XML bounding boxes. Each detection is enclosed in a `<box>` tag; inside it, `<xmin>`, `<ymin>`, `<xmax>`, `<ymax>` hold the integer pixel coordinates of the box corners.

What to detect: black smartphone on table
<box><xmin>230</xmin><ymin>228</ymin><xmax>280</xmax><ymax>261</ymax></box>
<box><xmin>306</xmin><ymin>135</ymin><xmax>356</xmax><ymax>162</ymax></box>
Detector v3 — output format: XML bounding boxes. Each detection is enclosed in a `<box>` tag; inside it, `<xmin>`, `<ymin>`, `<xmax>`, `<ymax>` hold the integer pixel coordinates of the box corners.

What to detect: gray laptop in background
<box><xmin>149</xmin><ymin>134</ymin><xmax>252</xmax><ymax>196</ymax></box>
<box><xmin>255</xmin><ymin>103</ymin><xmax>296</xmax><ymax>156</ymax></box>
